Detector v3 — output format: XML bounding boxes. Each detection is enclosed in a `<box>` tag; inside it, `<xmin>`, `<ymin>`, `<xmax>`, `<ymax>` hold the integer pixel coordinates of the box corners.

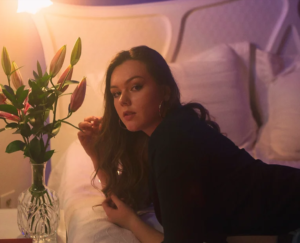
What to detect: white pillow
<box><xmin>170</xmin><ymin>44</ymin><xmax>258</xmax><ymax>151</ymax></box>
<box><xmin>255</xmin><ymin>64</ymin><xmax>300</xmax><ymax>162</ymax></box>
<box><xmin>251</xmin><ymin>49</ymin><xmax>290</xmax><ymax>126</ymax></box>
<box><xmin>252</xmin><ymin>48</ymin><xmax>300</xmax><ymax>163</ymax></box>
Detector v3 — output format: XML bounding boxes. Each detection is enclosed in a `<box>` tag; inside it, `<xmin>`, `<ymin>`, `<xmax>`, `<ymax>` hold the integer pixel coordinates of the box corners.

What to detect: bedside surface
<box><xmin>0</xmin><ymin>209</ymin><xmax>20</xmax><ymax>238</ymax></box>
<box><xmin>0</xmin><ymin>209</ymin><xmax>66</xmax><ymax>243</ymax></box>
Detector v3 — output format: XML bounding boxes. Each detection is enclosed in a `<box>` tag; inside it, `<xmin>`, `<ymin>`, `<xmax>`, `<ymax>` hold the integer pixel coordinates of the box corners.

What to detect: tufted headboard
<box><xmin>31</xmin><ymin>0</ymin><xmax>300</xmax><ymax>167</ymax></box>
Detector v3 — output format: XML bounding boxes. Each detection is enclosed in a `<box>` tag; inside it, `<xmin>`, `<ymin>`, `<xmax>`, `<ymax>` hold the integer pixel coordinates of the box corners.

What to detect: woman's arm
<box><xmin>127</xmin><ymin>214</ymin><xmax>164</xmax><ymax>243</ymax></box>
<box><xmin>78</xmin><ymin>116</ymin><xmax>107</xmax><ymax>186</ymax></box>
<box><xmin>102</xmin><ymin>194</ymin><xmax>164</xmax><ymax>243</ymax></box>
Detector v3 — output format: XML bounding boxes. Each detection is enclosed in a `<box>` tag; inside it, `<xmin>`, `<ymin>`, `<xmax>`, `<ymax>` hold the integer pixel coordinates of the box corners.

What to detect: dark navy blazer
<box><xmin>148</xmin><ymin>105</ymin><xmax>300</xmax><ymax>243</ymax></box>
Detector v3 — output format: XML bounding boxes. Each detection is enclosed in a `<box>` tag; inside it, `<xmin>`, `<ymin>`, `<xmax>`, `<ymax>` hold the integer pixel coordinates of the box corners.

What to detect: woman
<box><xmin>78</xmin><ymin>46</ymin><xmax>300</xmax><ymax>243</ymax></box>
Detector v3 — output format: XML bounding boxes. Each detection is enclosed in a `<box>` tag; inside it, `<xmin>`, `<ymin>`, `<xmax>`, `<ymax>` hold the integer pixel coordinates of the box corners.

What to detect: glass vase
<box><xmin>17</xmin><ymin>162</ymin><xmax>60</xmax><ymax>241</ymax></box>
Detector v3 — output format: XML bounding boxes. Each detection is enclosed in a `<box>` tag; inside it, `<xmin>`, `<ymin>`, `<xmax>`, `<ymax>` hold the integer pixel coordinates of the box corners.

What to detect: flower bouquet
<box><xmin>0</xmin><ymin>37</ymin><xmax>86</xmax><ymax>240</ymax></box>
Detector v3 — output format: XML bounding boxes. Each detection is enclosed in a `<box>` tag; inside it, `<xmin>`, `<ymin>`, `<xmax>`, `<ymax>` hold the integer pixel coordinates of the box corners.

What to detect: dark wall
<box><xmin>52</xmin><ymin>0</ymin><xmax>171</xmax><ymax>6</ymax></box>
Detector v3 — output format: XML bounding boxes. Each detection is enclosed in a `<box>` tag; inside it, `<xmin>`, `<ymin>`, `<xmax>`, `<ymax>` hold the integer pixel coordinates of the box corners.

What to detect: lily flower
<box><xmin>0</xmin><ymin>111</ymin><xmax>20</xmax><ymax>122</ymax></box>
<box><xmin>69</xmin><ymin>77</ymin><xmax>86</xmax><ymax>112</ymax></box>
<box><xmin>49</xmin><ymin>45</ymin><xmax>66</xmax><ymax>78</ymax></box>
<box><xmin>57</xmin><ymin>65</ymin><xmax>73</xmax><ymax>92</ymax></box>
<box><xmin>11</xmin><ymin>61</ymin><xmax>24</xmax><ymax>89</ymax></box>
<box><xmin>1</xmin><ymin>47</ymin><xmax>11</xmax><ymax>76</ymax></box>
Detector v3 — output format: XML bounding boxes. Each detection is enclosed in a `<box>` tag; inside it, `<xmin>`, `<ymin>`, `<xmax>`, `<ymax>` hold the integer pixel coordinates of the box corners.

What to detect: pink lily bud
<box><xmin>1</xmin><ymin>47</ymin><xmax>11</xmax><ymax>76</ymax></box>
<box><xmin>23</xmin><ymin>88</ymin><xmax>31</xmax><ymax>114</ymax></box>
<box><xmin>11</xmin><ymin>61</ymin><xmax>24</xmax><ymax>89</ymax></box>
<box><xmin>0</xmin><ymin>86</ymin><xmax>6</xmax><ymax>104</ymax></box>
<box><xmin>57</xmin><ymin>65</ymin><xmax>73</xmax><ymax>92</ymax></box>
<box><xmin>69</xmin><ymin>77</ymin><xmax>86</xmax><ymax>112</ymax></box>
<box><xmin>0</xmin><ymin>111</ymin><xmax>20</xmax><ymax>122</ymax></box>
<box><xmin>49</xmin><ymin>45</ymin><xmax>66</xmax><ymax>78</ymax></box>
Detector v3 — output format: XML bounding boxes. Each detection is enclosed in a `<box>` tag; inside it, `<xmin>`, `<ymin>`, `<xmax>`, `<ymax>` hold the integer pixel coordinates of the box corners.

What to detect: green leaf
<box><xmin>46</xmin><ymin>93</ymin><xmax>56</xmax><ymax>108</ymax></box>
<box><xmin>43</xmin><ymin>150</ymin><xmax>54</xmax><ymax>162</ymax></box>
<box><xmin>5</xmin><ymin>123</ymin><xmax>18</xmax><ymax>129</ymax></box>
<box><xmin>16</xmin><ymin>86</ymin><xmax>29</xmax><ymax>107</ymax></box>
<box><xmin>30</xmin><ymin>126</ymin><xmax>42</xmax><ymax>135</ymax></box>
<box><xmin>28</xmin><ymin>80</ymin><xmax>41</xmax><ymax>93</ymax></box>
<box><xmin>33</xmin><ymin>71</ymin><xmax>39</xmax><ymax>80</ymax></box>
<box><xmin>58</xmin><ymin>92</ymin><xmax>72</xmax><ymax>97</ymax></box>
<box><xmin>13</xmin><ymin>128</ymin><xmax>21</xmax><ymax>134</ymax></box>
<box><xmin>4</xmin><ymin>85</ymin><xmax>14</xmax><ymax>96</ymax></box>
<box><xmin>20</xmin><ymin>123</ymin><xmax>31</xmax><ymax>137</ymax></box>
<box><xmin>40</xmin><ymin>73</ymin><xmax>50</xmax><ymax>87</ymax></box>
<box><xmin>37</xmin><ymin>61</ymin><xmax>43</xmax><ymax>77</ymax></box>
<box><xmin>27</xmin><ymin>108</ymin><xmax>43</xmax><ymax>115</ymax></box>
<box><xmin>28</xmin><ymin>92</ymin><xmax>41</xmax><ymax>107</ymax></box>
<box><xmin>16</xmin><ymin>85</ymin><xmax>25</xmax><ymax>97</ymax></box>
<box><xmin>43</xmin><ymin>109</ymin><xmax>50</xmax><ymax>121</ymax></box>
<box><xmin>6</xmin><ymin>140</ymin><xmax>25</xmax><ymax>153</ymax></box>
<box><xmin>29</xmin><ymin>137</ymin><xmax>41</xmax><ymax>160</ymax></box>
<box><xmin>0</xmin><ymin>104</ymin><xmax>18</xmax><ymax>116</ymax></box>
<box><xmin>10</xmin><ymin>66</ymin><xmax>23</xmax><ymax>76</ymax></box>
<box><xmin>23</xmin><ymin>145</ymin><xmax>30</xmax><ymax>157</ymax></box>
<box><xmin>51</xmin><ymin>121</ymin><xmax>61</xmax><ymax>137</ymax></box>
<box><xmin>2</xmin><ymin>88</ymin><xmax>16</xmax><ymax>104</ymax></box>
<box><xmin>40</xmin><ymin>138</ymin><xmax>45</xmax><ymax>152</ymax></box>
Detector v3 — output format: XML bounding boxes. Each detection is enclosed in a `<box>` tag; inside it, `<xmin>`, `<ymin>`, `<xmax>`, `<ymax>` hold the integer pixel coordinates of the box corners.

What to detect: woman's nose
<box><xmin>119</xmin><ymin>92</ymin><xmax>131</xmax><ymax>106</ymax></box>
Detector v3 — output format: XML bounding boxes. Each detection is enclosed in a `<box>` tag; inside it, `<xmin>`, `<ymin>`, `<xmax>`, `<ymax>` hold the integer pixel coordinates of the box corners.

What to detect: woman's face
<box><xmin>110</xmin><ymin>60</ymin><xmax>167</xmax><ymax>136</ymax></box>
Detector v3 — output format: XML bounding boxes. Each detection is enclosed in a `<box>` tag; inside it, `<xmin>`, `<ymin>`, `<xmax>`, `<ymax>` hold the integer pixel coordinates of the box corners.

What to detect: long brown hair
<box><xmin>93</xmin><ymin>46</ymin><xmax>220</xmax><ymax>210</ymax></box>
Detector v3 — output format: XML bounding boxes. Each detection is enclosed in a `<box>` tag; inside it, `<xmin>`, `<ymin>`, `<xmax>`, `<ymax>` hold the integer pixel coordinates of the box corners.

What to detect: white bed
<box><xmin>31</xmin><ymin>0</ymin><xmax>300</xmax><ymax>242</ymax></box>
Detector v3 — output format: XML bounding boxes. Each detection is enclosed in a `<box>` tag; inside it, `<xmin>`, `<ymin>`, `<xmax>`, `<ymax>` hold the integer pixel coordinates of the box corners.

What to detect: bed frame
<box><xmin>32</xmin><ymin>0</ymin><xmax>300</xmax><ymax>168</ymax></box>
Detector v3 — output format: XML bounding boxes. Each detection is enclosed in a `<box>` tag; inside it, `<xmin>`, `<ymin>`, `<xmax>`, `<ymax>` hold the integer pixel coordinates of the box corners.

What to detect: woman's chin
<box><xmin>125</xmin><ymin>124</ymin><xmax>141</xmax><ymax>132</ymax></box>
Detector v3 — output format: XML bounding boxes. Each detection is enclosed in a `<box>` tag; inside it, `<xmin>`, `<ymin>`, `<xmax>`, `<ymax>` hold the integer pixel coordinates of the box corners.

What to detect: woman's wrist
<box><xmin>127</xmin><ymin>212</ymin><xmax>142</xmax><ymax>231</ymax></box>
<box><xmin>127</xmin><ymin>214</ymin><xmax>164</xmax><ymax>243</ymax></box>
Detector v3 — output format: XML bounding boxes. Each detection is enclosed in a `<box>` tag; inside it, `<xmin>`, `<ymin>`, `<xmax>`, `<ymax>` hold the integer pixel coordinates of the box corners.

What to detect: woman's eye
<box><xmin>112</xmin><ymin>92</ymin><xmax>120</xmax><ymax>98</ymax></box>
<box><xmin>131</xmin><ymin>85</ymin><xmax>142</xmax><ymax>91</ymax></box>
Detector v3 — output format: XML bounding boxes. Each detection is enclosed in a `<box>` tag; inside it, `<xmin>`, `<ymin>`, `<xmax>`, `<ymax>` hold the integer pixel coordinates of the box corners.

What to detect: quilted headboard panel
<box><xmin>31</xmin><ymin>0</ymin><xmax>300</xmax><ymax>167</ymax></box>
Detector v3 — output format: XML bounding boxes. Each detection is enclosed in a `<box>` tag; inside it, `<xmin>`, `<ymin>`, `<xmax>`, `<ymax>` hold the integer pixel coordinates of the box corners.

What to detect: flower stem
<box><xmin>7</xmin><ymin>75</ymin><xmax>10</xmax><ymax>88</ymax></box>
<box><xmin>59</xmin><ymin>112</ymin><xmax>72</xmax><ymax>121</ymax></box>
<box><xmin>49</xmin><ymin>77</ymin><xmax>55</xmax><ymax>88</ymax></box>
<box><xmin>60</xmin><ymin>120</ymin><xmax>82</xmax><ymax>132</ymax></box>
<box><xmin>44</xmin><ymin>78</ymin><xmax>59</xmax><ymax>155</ymax></box>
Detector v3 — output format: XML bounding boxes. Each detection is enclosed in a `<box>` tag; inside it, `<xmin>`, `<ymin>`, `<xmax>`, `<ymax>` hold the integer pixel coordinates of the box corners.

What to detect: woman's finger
<box><xmin>84</xmin><ymin>116</ymin><xmax>102</xmax><ymax>123</ymax></box>
<box><xmin>79</xmin><ymin>121</ymin><xmax>93</xmax><ymax>129</ymax></box>
<box><xmin>110</xmin><ymin>194</ymin><xmax>124</xmax><ymax>208</ymax></box>
<box><xmin>79</xmin><ymin>122</ymin><xmax>99</xmax><ymax>133</ymax></box>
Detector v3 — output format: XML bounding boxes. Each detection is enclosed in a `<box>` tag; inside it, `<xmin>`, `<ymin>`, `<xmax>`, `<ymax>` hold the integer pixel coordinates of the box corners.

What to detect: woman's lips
<box><xmin>123</xmin><ymin>112</ymin><xmax>136</xmax><ymax>121</ymax></box>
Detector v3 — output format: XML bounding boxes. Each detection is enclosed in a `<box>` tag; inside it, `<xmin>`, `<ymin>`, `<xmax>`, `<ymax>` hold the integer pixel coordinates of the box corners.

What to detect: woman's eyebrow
<box><xmin>110</xmin><ymin>75</ymin><xmax>143</xmax><ymax>89</ymax></box>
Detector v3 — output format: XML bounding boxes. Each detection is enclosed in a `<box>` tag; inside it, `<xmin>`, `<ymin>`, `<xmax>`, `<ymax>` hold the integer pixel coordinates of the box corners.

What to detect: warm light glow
<box><xmin>17</xmin><ymin>0</ymin><xmax>53</xmax><ymax>14</ymax></box>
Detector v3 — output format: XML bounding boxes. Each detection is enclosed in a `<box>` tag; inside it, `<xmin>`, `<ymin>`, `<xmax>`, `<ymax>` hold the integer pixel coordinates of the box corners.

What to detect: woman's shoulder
<box><xmin>150</xmin><ymin>105</ymin><xmax>201</xmax><ymax>140</ymax></box>
<box><xmin>149</xmin><ymin>104</ymin><xmax>240</xmax><ymax>158</ymax></box>
<box><xmin>149</xmin><ymin>105</ymin><xmax>212</xmax><ymax>151</ymax></box>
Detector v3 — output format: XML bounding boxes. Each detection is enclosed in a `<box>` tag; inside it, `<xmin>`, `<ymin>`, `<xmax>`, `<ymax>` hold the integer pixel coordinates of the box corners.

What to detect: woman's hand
<box><xmin>102</xmin><ymin>194</ymin><xmax>138</xmax><ymax>231</ymax></box>
<box><xmin>78</xmin><ymin>116</ymin><xmax>102</xmax><ymax>159</ymax></box>
<box><xmin>103</xmin><ymin>194</ymin><xmax>164</xmax><ymax>243</ymax></box>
